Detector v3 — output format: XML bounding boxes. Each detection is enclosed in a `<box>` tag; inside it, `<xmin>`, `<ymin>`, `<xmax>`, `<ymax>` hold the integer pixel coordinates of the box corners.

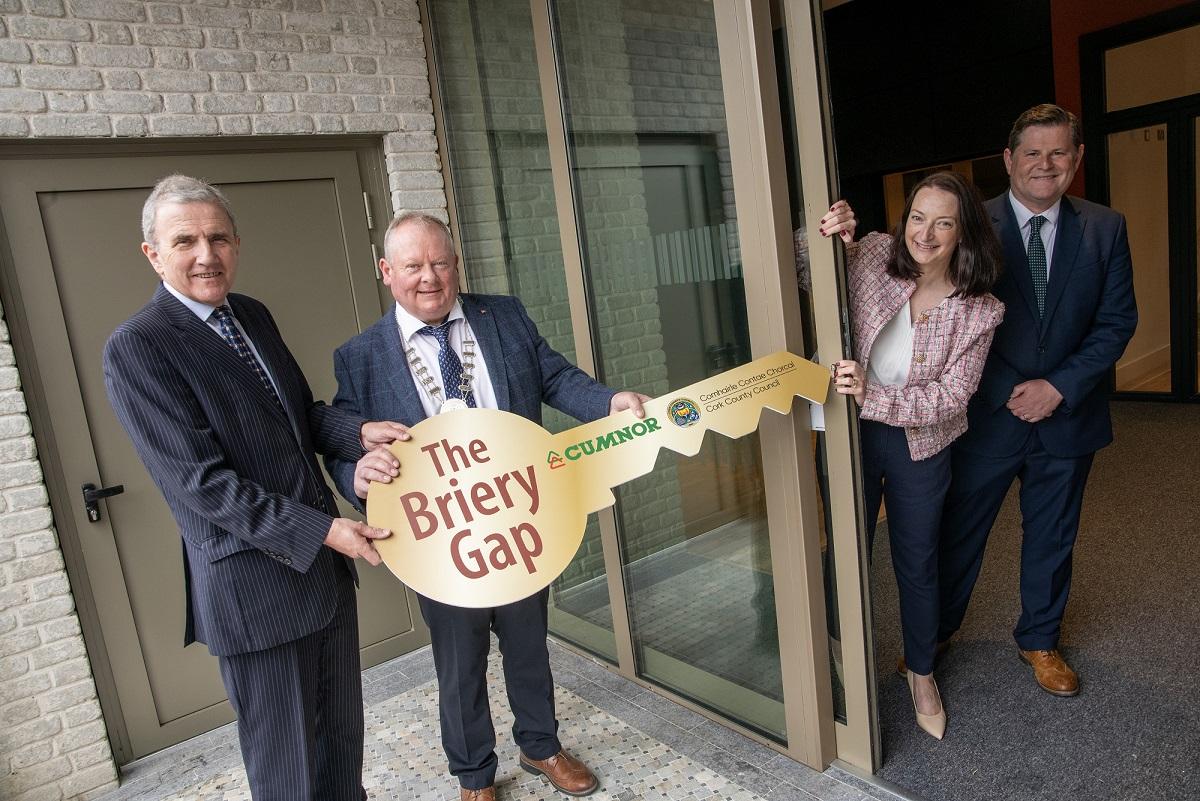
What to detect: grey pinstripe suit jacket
<box><xmin>103</xmin><ymin>284</ymin><xmax>367</xmax><ymax>657</ymax></box>
<box><xmin>325</xmin><ymin>293</ymin><xmax>615</xmax><ymax>512</ymax></box>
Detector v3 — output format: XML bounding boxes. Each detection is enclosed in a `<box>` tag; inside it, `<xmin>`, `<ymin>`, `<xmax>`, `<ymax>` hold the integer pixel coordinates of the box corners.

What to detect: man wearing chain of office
<box><xmin>326</xmin><ymin>211</ymin><xmax>648</xmax><ymax>801</ymax></box>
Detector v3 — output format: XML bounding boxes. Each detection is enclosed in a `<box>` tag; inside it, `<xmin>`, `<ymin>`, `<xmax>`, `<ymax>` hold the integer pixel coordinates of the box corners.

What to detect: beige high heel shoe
<box><xmin>906</xmin><ymin>670</ymin><xmax>946</xmax><ymax>740</ymax></box>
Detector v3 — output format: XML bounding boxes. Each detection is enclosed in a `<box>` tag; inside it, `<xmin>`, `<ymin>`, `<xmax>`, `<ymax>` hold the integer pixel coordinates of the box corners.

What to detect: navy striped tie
<box><xmin>211</xmin><ymin>305</ymin><xmax>283</xmax><ymax>408</ymax></box>
<box><xmin>417</xmin><ymin>320</ymin><xmax>475</xmax><ymax>407</ymax></box>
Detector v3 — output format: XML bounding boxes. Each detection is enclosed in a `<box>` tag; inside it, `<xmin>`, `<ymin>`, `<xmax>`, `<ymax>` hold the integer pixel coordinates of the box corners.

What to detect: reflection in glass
<box><xmin>1110</xmin><ymin>125</ymin><xmax>1170</xmax><ymax>393</ymax></box>
<box><xmin>427</xmin><ymin>0</ymin><xmax>616</xmax><ymax>661</ymax></box>
<box><xmin>553</xmin><ymin>0</ymin><xmax>786</xmax><ymax>739</ymax></box>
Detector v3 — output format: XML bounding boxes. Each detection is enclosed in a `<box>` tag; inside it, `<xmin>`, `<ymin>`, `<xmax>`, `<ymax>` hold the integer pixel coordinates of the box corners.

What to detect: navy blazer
<box><xmin>103</xmin><ymin>284</ymin><xmax>366</xmax><ymax>656</ymax></box>
<box><xmin>326</xmin><ymin>293</ymin><xmax>615</xmax><ymax>510</ymax></box>
<box><xmin>958</xmin><ymin>194</ymin><xmax>1137</xmax><ymax>458</ymax></box>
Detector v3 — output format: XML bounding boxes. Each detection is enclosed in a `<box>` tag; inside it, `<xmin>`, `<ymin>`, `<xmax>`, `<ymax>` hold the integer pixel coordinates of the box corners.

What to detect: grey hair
<box><xmin>383</xmin><ymin>210</ymin><xmax>455</xmax><ymax>259</ymax></box>
<box><xmin>141</xmin><ymin>174</ymin><xmax>237</xmax><ymax>245</ymax></box>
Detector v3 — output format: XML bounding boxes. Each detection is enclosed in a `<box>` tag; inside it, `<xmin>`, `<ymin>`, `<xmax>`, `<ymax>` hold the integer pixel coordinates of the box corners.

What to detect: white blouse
<box><xmin>867</xmin><ymin>300</ymin><xmax>913</xmax><ymax>388</ymax></box>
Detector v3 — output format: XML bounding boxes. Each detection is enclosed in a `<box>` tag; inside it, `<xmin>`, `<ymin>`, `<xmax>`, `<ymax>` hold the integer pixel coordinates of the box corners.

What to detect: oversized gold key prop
<box><xmin>367</xmin><ymin>351</ymin><xmax>829</xmax><ymax>608</ymax></box>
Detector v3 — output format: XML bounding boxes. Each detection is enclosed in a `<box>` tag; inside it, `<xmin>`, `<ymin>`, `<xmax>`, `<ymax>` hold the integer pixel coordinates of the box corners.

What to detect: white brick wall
<box><xmin>0</xmin><ymin>1</ymin><xmax>443</xmax><ymax>798</ymax></box>
<box><xmin>0</xmin><ymin>0</ymin><xmax>442</xmax><ymax>215</ymax></box>
<box><xmin>0</xmin><ymin>304</ymin><xmax>118</xmax><ymax>801</ymax></box>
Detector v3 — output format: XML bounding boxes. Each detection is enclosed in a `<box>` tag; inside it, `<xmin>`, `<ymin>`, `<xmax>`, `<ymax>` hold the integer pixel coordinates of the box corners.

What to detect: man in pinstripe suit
<box><xmin>104</xmin><ymin>175</ymin><xmax>408</xmax><ymax>801</ymax></box>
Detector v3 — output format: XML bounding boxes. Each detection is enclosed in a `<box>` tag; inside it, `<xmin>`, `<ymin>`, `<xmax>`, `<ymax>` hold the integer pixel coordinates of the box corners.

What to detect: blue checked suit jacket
<box><xmin>958</xmin><ymin>195</ymin><xmax>1138</xmax><ymax>458</ymax></box>
<box><xmin>326</xmin><ymin>293</ymin><xmax>615</xmax><ymax>512</ymax></box>
<box><xmin>103</xmin><ymin>284</ymin><xmax>366</xmax><ymax>657</ymax></box>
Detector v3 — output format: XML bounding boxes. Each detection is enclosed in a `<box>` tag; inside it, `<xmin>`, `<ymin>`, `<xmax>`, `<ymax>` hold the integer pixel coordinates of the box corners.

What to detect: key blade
<box><xmin>547</xmin><ymin>352</ymin><xmax>829</xmax><ymax>515</ymax></box>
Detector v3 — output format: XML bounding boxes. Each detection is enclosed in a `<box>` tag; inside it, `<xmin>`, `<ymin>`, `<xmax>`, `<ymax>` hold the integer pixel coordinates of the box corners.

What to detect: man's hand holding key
<box><xmin>366</xmin><ymin>351</ymin><xmax>830</xmax><ymax>608</ymax></box>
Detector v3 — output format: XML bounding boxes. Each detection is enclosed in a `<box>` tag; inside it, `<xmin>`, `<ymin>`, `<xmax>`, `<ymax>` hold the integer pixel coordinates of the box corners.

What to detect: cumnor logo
<box><xmin>667</xmin><ymin>398</ymin><xmax>701</xmax><ymax>428</ymax></box>
<box><xmin>547</xmin><ymin>418</ymin><xmax>661</xmax><ymax>467</ymax></box>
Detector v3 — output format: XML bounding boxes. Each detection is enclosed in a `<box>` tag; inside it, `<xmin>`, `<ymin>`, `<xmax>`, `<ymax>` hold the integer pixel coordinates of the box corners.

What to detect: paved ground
<box><xmin>94</xmin><ymin>640</ymin><xmax>911</xmax><ymax>801</ymax></box>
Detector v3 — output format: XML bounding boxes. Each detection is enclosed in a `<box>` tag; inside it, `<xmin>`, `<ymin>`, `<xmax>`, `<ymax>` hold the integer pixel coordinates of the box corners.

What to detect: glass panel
<box><xmin>427</xmin><ymin>0</ymin><xmax>616</xmax><ymax>661</ymax></box>
<box><xmin>1110</xmin><ymin>125</ymin><xmax>1170</xmax><ymax>392</ymax></box>
<box><xmin>552</xmin><ymin>0</ymin><xmax>785</xmax><ymax>740</ymax></box>
<box><xmin>1105</xmin><ymin>24</ymin><xmax>1200</xmax><ymax>112</ymax></box>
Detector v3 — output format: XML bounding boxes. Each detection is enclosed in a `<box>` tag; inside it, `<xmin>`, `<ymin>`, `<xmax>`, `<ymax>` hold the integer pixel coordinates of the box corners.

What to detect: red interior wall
<box><xmin>1051</xmin><ymin>0</ymin><xmax>1193</xmax><ymax>193</ymax></box>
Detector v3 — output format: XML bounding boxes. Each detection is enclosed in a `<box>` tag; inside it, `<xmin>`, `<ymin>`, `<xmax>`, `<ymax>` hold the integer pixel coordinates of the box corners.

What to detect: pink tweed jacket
<box><xmin>848</xmin><ymin>232</ymin><xmax>1005</xmax><ymax>461</ymax></box>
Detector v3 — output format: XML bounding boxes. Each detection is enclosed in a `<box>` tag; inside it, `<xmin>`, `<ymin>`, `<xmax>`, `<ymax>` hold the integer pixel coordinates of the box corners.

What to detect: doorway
<box><xmin>0</xmin><ymin>142</ymin><xmax>428</xmax><ymax>764</ymax></box>
<box><xmin>1083</xmin><ymin>6</ymin><xmax>1200</xmax><ymax>401</ymax></box>
<box><xmin>423</xmin><ymin>0</ymin><xmax>874</xmax><ymax>773</ymax></box>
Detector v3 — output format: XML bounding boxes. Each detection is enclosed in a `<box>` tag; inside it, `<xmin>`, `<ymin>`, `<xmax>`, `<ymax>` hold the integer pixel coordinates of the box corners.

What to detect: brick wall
<box><xmin>0</xmin><ymin>1</ymin><xmax>441</xmax><ymax>798</ymax></box>
<box><xmin>0</xmin><ymin>0</ymin><xmax>442</xmax><ymax>216</ymax></box>
<box><xmin>0</xmin><ymin>302</ymin><xmax>116</xmax><ymax>801</ymax></box>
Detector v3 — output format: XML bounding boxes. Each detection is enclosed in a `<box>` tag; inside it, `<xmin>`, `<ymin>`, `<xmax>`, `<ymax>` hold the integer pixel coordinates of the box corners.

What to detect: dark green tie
<box><xmin>1028</xmin><ymin>215</ymin><xmax>1047</xmax><ymax>317</ymax></box>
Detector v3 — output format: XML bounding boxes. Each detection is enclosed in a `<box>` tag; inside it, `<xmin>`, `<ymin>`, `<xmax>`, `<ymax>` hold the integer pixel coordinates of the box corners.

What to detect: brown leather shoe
<box><xmin>519</xmin><ymin>749</ymin><xmax>599</xmax><ymax>796</ymax></box>
<box><xmin>896</xmin><ymin>640</ymin><xmax>951</xmax><ymax>676</ymax></box>
<box><xmin>1018</xmin><ymin>648</ymin><xmax>1079</xmax><ymax>696</ymax></box>
<box><xmin>460</xmin><ymin>788</ymin><xmax>496</xmax><ymax>801</ymax></box>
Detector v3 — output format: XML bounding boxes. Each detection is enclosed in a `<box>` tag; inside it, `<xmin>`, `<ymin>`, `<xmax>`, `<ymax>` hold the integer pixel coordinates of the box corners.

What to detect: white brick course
<box><xmin>1</xmin><ymin>1</ymin><xmax>443</xmax><ymax>798</ymax></box>
<box><xmin>0</xmin><ymin>40</ymin><xmax>34</xmax><ymax>63</ymax></box>
<box><xmin>69</xmin><ymin>0</ymin><xmax>146</xmax><ymax>24</ymax></box>
<box><xmin>26</xmin><ymin>0</ymin><xmax>64</xmax><ymax>16</ymax></box>
<box><xmin>21</xmin><ymin>65</ymin><xmax>103</xmax><ymax>90</ymax></box>
<box><xmin>0</xmin><ymin>89</ymin><xmax>46</xmax><ymax>111</ymax></box>
<box><xmin>46</xmin><ymin>90</ymin><xmax>86</xmax><ymax>111</ymax></box>
<box><xmin>9</xmin><ymin>16</ymin><xmax>94</xmax><ymax>42</ymax></box>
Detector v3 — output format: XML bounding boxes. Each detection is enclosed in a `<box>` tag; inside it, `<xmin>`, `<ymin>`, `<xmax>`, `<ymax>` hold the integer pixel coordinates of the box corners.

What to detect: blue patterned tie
<box><xmin>418</xmin><ymin>320</ymin><xmax>475</xmax><ymax>407</ymax></box>
<box><xmin>1028</xmin><ymin>215</ymin><xmax>1048</xmax><ymax>317</ymax></box>
<box><xmin>211</xmin><ymin>305</ymin><xmax>283</xmax><ymax>408</ymax></box>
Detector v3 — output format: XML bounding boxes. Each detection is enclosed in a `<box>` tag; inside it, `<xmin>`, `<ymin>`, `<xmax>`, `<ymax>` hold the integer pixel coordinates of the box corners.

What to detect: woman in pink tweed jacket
<box><xmin>820</xmin><ymin>172</ymin><xmax>1004</xmax><ymax>741</ymax></box>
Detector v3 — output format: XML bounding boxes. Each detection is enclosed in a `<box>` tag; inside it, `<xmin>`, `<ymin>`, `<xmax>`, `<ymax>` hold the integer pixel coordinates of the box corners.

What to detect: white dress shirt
<box><xmin>867</xmin><ymin>299</ymin><xmax>914</xmax><ymax>388</ymax></box>
<box><xmin>394</xmin><ymin>300</ymin><xmax>498</xmax><ymax>417</ymax></box>
<box><xmin>162</xmin><ymin>281</ymin><xmax>281</xmax><ymax>396</ymax></box>
<box><xmin>1008</xmin><ymin>192</ymin><xmax>1062</xmax><ymax>277</ymax></box>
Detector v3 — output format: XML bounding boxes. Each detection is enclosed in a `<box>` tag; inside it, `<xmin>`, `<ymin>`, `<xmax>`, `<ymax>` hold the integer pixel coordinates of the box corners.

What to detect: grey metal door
<box><xmin>0</xmin><ymin>148</ymin><xmax>428</xmax><ymax>762</ymax></box>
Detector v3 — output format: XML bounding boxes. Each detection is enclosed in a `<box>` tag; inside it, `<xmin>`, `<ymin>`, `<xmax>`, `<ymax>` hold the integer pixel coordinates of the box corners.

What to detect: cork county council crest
<box><xmin>668</xmin><ymin>397</ymin><xmax>701</xmax><ymax>428</ymax></box>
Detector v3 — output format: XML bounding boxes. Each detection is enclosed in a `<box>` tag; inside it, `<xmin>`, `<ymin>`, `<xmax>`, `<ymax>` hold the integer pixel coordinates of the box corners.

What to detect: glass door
<box><xmin>423</xmin><ymin>0</ymin><xmax>874</xmax><ymax>772</ymax></box>
<box><xmin>549</xmin><ymin>0</ymin><xmax>783</xmax><ymax>740</ymax></box>
<box><xmin>1108</xmin><ymin>124</ymin><xmax>1171</xmax><ymax>393</ymax></box>
<box><xmin>1083</xmin><ymin>10</ymin><xmax>1200</xmax><ymax>402</ymax></box>
<box><xmin>425</xmin><ymin>0</ymin><xmax>622</xmax><ymax>663</ymax></box>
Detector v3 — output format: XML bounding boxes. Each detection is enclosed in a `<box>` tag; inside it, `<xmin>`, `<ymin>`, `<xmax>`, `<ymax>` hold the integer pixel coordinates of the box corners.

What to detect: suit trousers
<box><xmin>938</xmin><ymin>432</ymin><xmax>1094</xmax><ymax>650</ymax></box>
<box><xmin>419</xmin><ymin>587</ymin><xmax>560</xmax><ymax>790</ymax></box>
<box><xmin>217</xmin><ymin>560</ymin><xmax>364</xmax><ymax>801</ymax></box>
<box><xmin>860</xmin><ymin>420</ymin><xmax>951</xmax><ymax>676</ymax></box>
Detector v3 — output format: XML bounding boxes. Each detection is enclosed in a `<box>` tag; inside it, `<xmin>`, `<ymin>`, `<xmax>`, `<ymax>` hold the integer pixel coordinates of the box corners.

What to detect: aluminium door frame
<box><xmin>776</xmin><ymin>0</ymin><xmax>878</xmax><ymax>771</ymax></box>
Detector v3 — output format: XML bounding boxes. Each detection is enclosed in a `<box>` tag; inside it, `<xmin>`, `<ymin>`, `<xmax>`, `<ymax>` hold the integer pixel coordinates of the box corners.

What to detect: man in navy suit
<box><xmin>937</xmin><ymin>105</ymin><xmax>1137</xmax><ymax>695</ymax></box>
<box><xmin>104</xmin><ymin>175</ymin><xmax>407</xmax><ymax>800</ymax></box>
<box><xmin>327</xmin><ymin>212</ymin><xmax>647</xmax><ymax>801</ymax></box>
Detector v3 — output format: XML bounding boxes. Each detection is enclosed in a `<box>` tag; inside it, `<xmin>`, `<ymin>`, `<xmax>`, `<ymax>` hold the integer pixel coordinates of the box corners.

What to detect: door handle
<box><xmin>82</xmin><ymin>482</ymin><xmax>124</xmax><ymax>522</ymax></box>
